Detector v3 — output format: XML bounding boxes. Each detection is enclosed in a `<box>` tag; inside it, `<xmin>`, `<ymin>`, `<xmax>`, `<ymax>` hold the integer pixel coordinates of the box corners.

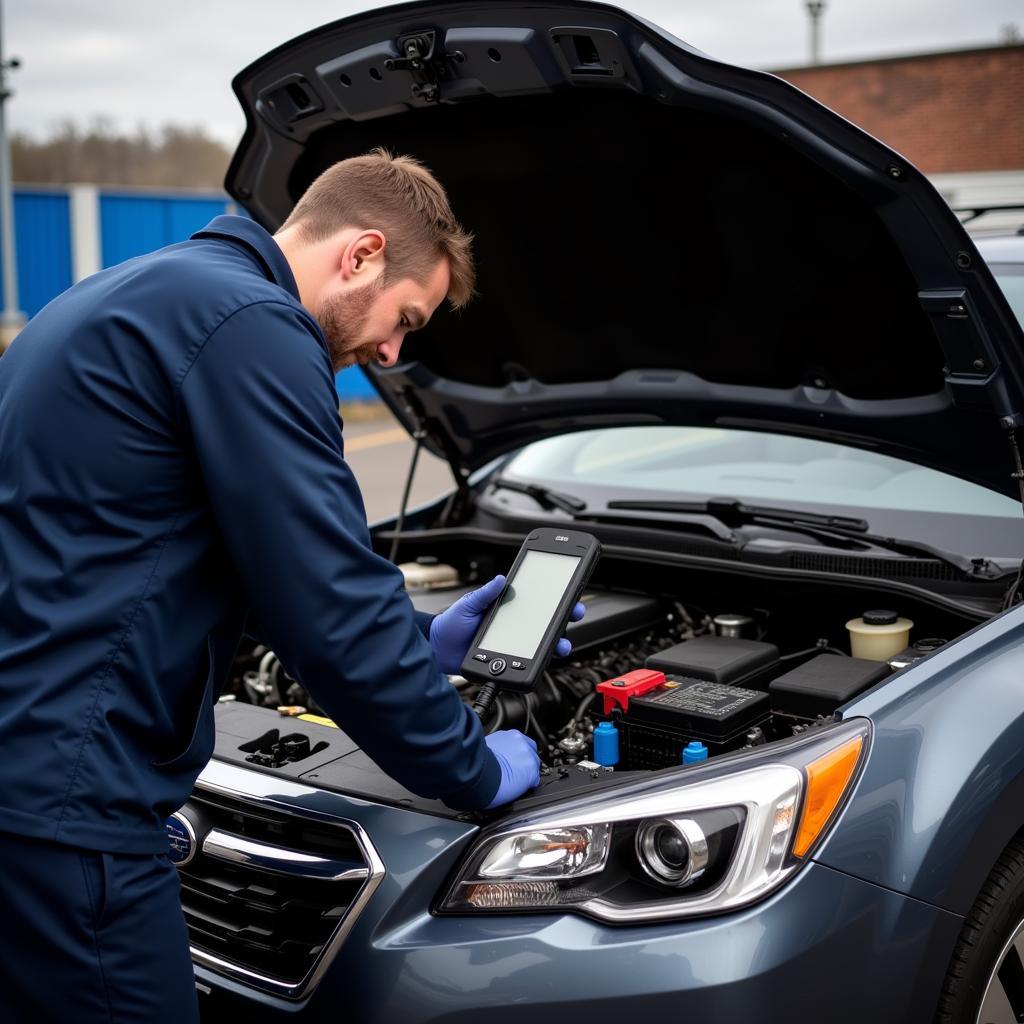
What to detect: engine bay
<box><xmin>214</xmin><ymin>542</ymin><xmax>985</xmax><ymax>803</ymax></box>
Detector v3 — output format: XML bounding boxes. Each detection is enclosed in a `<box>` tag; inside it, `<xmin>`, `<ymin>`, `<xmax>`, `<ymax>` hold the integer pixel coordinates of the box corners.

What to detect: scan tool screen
<box><xmin>477</xmin><ymin>550</ymin><xmax>580</xmax><ymax>659</ymax></box>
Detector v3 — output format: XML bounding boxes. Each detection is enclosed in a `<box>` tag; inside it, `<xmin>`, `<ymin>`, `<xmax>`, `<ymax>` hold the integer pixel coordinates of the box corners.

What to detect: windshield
<box><xmin>500</xmin><ymin>426</ymin><xmax>1024</xmax><ymax>559</ymax></box>
<box><xmin>990</xmin><ymin>263</ymin><xmax>1024</xmax><ymax>328</ymax></box>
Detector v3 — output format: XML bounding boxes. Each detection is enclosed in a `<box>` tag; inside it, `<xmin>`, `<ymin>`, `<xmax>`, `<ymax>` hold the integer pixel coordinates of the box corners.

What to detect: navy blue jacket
<box><xmin>0</xmin><ymin>216</ymin><xmax>500</xmax><ymax>853</ymax></box>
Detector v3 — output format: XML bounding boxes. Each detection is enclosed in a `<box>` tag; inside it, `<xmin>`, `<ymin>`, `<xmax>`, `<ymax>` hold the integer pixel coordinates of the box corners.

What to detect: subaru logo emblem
<box><xmin>165</xmin><ymin>811</ymin><xmax>197</xmax><ymax>868</ymax></box>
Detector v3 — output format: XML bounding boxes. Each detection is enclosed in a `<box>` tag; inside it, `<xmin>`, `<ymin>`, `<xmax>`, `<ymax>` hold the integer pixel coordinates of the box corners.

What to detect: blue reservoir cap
<box><xmin>682</xmin><ymin>741</ymin><xmax>709</xmax><ymax>764</ymax></box>
<box><xmin>593</xmin><ymin>721</ymin><xmax>619</xmax><ymax>767</ymax></box>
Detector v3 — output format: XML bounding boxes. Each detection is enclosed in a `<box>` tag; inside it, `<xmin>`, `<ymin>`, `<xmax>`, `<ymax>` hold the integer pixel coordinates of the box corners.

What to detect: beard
<box><xmin>316</xmin><ymin>276</ymin><xmax>384</xmax><ymax>372</ymax></box>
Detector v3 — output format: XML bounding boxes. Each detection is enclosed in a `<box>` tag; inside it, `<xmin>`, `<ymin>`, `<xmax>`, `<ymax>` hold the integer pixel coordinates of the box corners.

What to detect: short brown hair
<box><xmin>279</xmin><ymin>148</ymin><xmax>474</xmax><ymax>309</ymax></box>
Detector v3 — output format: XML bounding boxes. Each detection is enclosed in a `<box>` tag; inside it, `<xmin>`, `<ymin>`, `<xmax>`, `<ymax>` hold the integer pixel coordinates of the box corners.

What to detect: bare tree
<box><xmin>11</xmin><ymin>120</ymin><xmax>231</xmax><ymax>188</ymax></box>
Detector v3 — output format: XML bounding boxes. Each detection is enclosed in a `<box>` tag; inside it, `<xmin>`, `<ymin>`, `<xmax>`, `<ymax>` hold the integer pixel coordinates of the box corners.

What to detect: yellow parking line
<box><xmin>580</xmin><ymin>428</ymin><xmax>725</xmax><ymax>471</ymax></box>
<box><xmin>345</xmin><ymin>427</ymin><xmax>410</xmax><ymax>452</ymax></box>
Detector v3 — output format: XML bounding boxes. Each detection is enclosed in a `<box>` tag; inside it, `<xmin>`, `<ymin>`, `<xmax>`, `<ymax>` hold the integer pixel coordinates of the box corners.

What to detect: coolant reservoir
<box><xmin>399</xmin><ymin>558</ymin><xmax>460</xmax><ymax>590</ymax></box>
<box><xmin>846</xmin><ymin>609</ymin><xmax>913</xmax><ymax>661</ymax></box>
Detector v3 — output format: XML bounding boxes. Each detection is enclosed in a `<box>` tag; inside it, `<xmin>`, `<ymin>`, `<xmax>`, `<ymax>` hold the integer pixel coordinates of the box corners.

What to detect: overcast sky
<box><xmin>7</xmin><ymin>0</ymin><xmax>1021</xmax><ymax>146</ymax></box>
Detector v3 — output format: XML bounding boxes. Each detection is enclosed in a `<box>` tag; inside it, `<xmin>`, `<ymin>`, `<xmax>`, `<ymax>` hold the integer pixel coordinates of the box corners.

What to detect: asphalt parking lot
<box><xmin>340</xmin><ymin>404</ymin><xmax>453</xmax><ymax>524</ymax></box>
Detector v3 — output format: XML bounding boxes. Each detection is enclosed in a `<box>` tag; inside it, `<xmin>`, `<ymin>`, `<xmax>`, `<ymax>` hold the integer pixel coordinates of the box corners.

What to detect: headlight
<box><xmin>438</xmin><ymin>718</ymin><xmax>869</xmax><ymax>923</ymax></box>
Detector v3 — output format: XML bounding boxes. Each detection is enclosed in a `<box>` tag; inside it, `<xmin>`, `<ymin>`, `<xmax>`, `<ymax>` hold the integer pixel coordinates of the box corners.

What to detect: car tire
<box><xmin>935</xmin><ymin>836</ymin><xmax>1024</xmax><ymax>1023</ymax></box>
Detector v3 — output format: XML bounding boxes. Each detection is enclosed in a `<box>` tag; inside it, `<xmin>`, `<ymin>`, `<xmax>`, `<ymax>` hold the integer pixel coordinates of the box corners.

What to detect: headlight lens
<box><xmin>477</xmin><ymin>825</ymin><xmax>611</xmax><ymax>879</ymax></box>
<box><xmin>635</xmin><ymin>817</ymin><xmax>709</xmax><ymax>887</ymax></box>
<box><xmin>439</xmin><ymin>719</ymin><xmax>868</xmax><ymax>923</ymax></box>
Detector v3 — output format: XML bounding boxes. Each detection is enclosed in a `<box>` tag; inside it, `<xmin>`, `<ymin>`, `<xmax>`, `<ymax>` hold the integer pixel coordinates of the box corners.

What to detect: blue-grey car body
<box><xmin>190</xmin><ymin>740</ymin><xmax>966</xmax><ymax>1023</ymax></box>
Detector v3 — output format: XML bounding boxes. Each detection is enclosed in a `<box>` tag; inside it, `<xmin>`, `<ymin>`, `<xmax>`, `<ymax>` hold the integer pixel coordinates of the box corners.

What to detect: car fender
<box><xmin>813</xmin><ymin>602</ymin><xmax>1024</xmax><ymax>915</ymax></box>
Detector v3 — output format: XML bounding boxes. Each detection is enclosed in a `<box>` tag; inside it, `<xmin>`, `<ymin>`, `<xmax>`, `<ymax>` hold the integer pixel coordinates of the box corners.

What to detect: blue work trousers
<box><xmin>0</xmin><ymin>829</ymin><xmax>199</xmax><ymax>1023</ymax></box>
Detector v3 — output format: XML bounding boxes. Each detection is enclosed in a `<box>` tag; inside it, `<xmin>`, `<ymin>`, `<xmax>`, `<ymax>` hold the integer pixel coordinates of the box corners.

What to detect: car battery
<box><xmin>593</xmin><ymin>675</ymin><xmax>770</xmax><ymax>770</ymax></box>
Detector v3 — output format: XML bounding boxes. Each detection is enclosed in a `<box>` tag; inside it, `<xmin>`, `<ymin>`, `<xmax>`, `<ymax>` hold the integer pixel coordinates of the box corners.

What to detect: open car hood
<box><xmin>227</xmin><ymin>0</ymin><xmax>1024</xmax><ymax>498</ymax></box>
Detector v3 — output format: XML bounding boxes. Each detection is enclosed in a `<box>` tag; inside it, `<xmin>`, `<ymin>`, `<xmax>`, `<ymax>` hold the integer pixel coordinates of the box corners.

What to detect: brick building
<box><xmin>772</xmin><ymin>44</ymin><xmax>1024</xmax><ymax>230</ymax></box>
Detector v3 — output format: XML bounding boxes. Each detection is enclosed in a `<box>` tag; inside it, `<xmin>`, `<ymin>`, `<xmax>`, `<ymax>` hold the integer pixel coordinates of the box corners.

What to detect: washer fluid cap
<box><xmin>862</xmin><ymin>609</ymin><xmax>898</xmax><ymax>626</ymax></box>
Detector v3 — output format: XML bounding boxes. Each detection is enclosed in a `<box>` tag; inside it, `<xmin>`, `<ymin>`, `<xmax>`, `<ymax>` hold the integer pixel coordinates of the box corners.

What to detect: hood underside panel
<box><xmin>227</xmin><ymin>0</ymin><xmax>1024</xmax><ymax>495</ymax></box>
<box><xmin>294</xmin><ymin>92</ymin><xmax>938</xmax><ymax>400</ymax></box>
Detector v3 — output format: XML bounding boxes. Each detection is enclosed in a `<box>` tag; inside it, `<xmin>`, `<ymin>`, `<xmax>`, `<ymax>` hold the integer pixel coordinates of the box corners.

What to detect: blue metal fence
<box><xmin>99</xmin><ymin>193</ymin><xmax>229</xmax><ymax>267</ymax></box>
<box><xmin>337</xmin><ymin>366</ymin><xmax>377</xmax><ymax>400</ymax></box>
<box><xmin>5</xmin><ymin>185</ymin><xmax>379</xmax><ymax>402</ymax></box>
<box><xmin>1</xmin><ymin>190</ymin><xmax>72</xmax><ymax>317</ymax></box>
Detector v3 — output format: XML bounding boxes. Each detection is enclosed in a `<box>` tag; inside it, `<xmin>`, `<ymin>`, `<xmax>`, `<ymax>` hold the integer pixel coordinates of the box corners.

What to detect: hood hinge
<box><xmin>439</xmin><ymin>465</ymin><xmax>474</xmax><ymax>526</ymax></box>
<box><xmin>384</xmin><ymin>30</ymin><xmax>465</xmax><ymax>103</ymax></box>
<box><xmin>1003</xmin><ymin>419</ymin><xmax>1024</xmax><ymax>508</ymax></box>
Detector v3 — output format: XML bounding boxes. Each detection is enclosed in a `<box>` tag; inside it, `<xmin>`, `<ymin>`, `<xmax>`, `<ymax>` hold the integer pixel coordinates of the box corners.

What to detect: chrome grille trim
<box><xmin>202</xmin><ymin>827</ymin><xmax>370</xmax><ymax>882</ymax></box>
<box><xmin>186</xmin><ymin>759</ymin><xmax>386</xmax><ymax>1001</ymax></box>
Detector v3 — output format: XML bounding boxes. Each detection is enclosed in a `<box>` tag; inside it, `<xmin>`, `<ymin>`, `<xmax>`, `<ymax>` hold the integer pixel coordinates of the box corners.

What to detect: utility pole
<box><xmin>806</xmin><ymin>1</ymin><xmax>826</xmax><ymax>66</ymax></box>
<box><xmin>0</xmin><ymin>0</ymin><xmax>23</xmax><ymax>353</ymax></box>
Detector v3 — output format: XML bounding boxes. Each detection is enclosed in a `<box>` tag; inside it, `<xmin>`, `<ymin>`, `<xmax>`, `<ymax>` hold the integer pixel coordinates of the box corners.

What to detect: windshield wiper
<box><xmin>490</xmin><ymin>484</ymin><xmax>845</xmax><ymax>545</ymax></box>
<box><xmin>490</xmin><ymin>480</ymin><xmax>737</xmax><ymax>542</ymax></box>
<box><xmin>607</xmin><ymin>497</ymin><xmax>870</xmax><ymax>533</ymax></box>
<box><xmin>489</xmin><ymin>477</ymin><xmax>588</xmax><ymax>515</ymax></box>
<box><xmin>608</xmin><ymin>497</ymin><xmax>1004</xmax><ymax>579</ymax></box>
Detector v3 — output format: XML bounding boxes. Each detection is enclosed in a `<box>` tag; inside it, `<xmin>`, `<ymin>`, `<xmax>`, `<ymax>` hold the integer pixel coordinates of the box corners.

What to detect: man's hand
<box><xmin>428</xmin><ymin>574</ymin><xmax>585</xmax><ymax>675</ymax></box>
<box><xmin>484</xmin><ymin>730</ymin><xmax>541</xmax><ymax>807</ymax></box>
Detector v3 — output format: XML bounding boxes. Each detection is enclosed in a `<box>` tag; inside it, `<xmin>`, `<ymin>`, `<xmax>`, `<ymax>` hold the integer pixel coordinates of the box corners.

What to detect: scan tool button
<box><xmin>489</xmin><ymin>659</ymin><xmax>507</xmax><ymax>675</ymax></box>
<box><xmin>472</xmin><ymin>653</ymin><xmax>489</xmax><ymax>663</ymax></box>
<box><xmin>511</xmin><ymin>660</ymin><xmax>525</xmax><ymax>670</ymax></box>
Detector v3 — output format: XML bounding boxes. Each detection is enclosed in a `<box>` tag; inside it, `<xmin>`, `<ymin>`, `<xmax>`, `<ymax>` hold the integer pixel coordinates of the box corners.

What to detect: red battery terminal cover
<box><xmin>596</xmin><ymin>668</ymin><xmax>667</xmax><ymax>715</ymax></box>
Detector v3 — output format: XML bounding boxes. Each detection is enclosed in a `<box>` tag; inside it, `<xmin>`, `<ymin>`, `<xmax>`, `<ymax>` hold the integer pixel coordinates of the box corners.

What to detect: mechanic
<box><xmin>0</xmin><ymin>149</ymin><xmax>576</xmax><ymax>1022</ymax></box>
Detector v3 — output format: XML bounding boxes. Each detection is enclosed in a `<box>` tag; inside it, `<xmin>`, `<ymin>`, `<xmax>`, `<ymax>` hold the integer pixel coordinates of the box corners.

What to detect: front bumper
<box><xmin>191</xmin><ymin>764</ymin><xmax>962</xmax><ymax>1024</ymax></box>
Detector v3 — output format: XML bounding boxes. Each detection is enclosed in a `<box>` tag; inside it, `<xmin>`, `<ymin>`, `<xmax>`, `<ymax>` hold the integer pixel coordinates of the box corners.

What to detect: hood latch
<box><xmin>384</xmin><ymin>30</ymin><xmax>465</xmax><ymax>103</ymax></box>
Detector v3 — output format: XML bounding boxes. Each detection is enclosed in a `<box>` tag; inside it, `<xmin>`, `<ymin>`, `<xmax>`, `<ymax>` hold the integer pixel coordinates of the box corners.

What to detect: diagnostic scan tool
<box><xmin>462</xmin><ymin>529</ymin><xmax>601</xmax><ymax>713</ymax></box>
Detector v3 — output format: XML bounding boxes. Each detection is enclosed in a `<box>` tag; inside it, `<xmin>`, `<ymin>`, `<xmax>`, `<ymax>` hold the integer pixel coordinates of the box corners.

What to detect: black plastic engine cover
<box><xmin>646</xmin><ymin>636</ymin><xmax>779</xmax><ymax>686</ymax></box>
<box><xmin>769</xmin><ymin>653</ymin><xmax>889</xmax><ymax>716</ymax></box>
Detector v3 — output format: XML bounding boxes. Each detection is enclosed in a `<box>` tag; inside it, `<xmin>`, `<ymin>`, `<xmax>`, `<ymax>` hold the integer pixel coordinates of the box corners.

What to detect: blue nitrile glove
<box><xmin>429</xmin><ymin>575</ymin><xmax>586</xmax><ymax>675</ymax></box>
<box><xmin>484</xmin><ymin>730</ymin><xmax>542</xmax><ymax>808</ymax></box>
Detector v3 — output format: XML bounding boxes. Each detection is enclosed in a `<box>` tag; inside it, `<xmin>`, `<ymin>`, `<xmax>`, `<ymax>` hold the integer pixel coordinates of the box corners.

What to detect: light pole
<box><xmin>806</xmin><ymin>1</ymin><xmax>826</xmax><ymax>66</ymax></box>
<box><xmin>0</xmin><ymin>0</ymin><xmax>23</xmax><ymax>352</ymax></box>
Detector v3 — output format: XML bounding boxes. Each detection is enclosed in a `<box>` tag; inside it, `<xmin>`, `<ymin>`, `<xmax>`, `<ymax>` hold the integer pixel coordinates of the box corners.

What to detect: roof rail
<box><xmin>952</xmin><ymin>202</ymin><xmax>1024</xmax><ymax>226</ymax></box>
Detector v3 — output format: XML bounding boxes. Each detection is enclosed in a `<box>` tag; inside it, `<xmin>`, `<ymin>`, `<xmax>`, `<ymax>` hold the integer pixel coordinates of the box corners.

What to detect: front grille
<box><xmin>175</xmin><ymin>779</ymin><xmax>383</xmax><ymax>999</ymax></box>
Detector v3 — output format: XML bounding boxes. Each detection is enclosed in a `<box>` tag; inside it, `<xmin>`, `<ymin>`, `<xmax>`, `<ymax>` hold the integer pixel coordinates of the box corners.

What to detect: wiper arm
<box><xmin>490</xmin><ymin>477</ymin><xmax>588</xmax><ymax>515</ymax></box>
<box><xmin>490</xmin><ymin>479</ymin><xmax>737</xmax><ymax>541</ymax></box>
<box><xmin>607</xmin><ymin>497</ymin><xmax>870</xmax><ymax>533</ymax></box>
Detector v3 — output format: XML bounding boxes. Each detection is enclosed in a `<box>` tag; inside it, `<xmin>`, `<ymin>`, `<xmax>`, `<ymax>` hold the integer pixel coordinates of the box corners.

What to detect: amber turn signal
<box><xmin>792</xmin><ymin>734</ymin><xmax>864</xmax><ymax>858</ymax></box>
